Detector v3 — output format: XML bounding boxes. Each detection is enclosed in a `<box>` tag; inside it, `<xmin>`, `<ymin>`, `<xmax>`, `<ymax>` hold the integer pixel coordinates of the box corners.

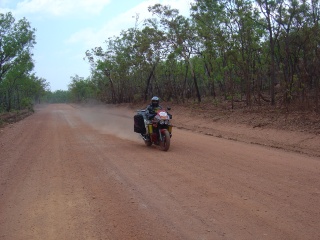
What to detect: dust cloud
<box><xmin>74</xmin><ymin>104</ymin><xmax>144</xmax><ymax>142</ymax></box>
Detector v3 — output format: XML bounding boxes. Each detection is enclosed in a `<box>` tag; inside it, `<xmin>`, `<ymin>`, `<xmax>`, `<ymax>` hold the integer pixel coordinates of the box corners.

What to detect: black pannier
<box><xmin>134</xmin><ymin>113</ymin><xmax>146</xmax><ymax>134</ymax></box>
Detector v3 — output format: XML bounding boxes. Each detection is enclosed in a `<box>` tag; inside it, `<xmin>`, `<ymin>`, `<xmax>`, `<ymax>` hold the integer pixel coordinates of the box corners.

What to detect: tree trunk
<box><xmin>182</xmin><ymin>62</ymin><xmax>189</xmax><ymax>103</ymax></box>
<box><xmin>268</xmin><ymin>31</ymin><xmax>276</xmax><ymax>106</ymax></box>
<box><xmin>144</xmin><ymin>63</ymin><xmax>157</xmax><ymax>102</ymax></box>
<box><xmin>204</xmin><ymin>60</ymin><xmax>216</xmax><ymax>98</ymax></box>
<box><xmin>104</xmin><ymin>70</ymin><xmax>117</xmax><ymax>104</ymax></box>
<box><xmin>188</xmin><ymin>59</ymin><xmax>201</xmax><ymax>103</ymax></box>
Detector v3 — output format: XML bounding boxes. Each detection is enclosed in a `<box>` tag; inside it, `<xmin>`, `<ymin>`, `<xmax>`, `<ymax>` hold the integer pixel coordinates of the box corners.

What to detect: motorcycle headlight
<box><xmin>159</xmin><ymin>120</ymin><xmax>164</xmax><ymax>125</ymax></box>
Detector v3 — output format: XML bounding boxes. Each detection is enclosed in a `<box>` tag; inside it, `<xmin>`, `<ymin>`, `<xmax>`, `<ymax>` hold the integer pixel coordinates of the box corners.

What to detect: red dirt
<box><xmin>0</xmin><ymin>103</ymin><xmax>319</xmax><ymax>240</ymax></box>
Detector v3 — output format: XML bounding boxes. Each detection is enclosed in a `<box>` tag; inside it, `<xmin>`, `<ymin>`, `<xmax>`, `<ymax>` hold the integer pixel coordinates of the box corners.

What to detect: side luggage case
<box><xmin>134</xmin><ymin>110</ymin><xmax>146</xmax><ymax>134</ymax></box>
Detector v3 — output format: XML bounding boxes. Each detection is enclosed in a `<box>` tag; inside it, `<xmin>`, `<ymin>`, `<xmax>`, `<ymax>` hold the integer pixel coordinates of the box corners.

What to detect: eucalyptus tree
<box><xmin>225</xmin><ymin>0</ymin><xmax>264</xmax><ymax>106</ymax></box>
<box><xmin>133</xmin><ymin>23</ymin><xmax>167</xmax><ymax>101</ymax></box>
<box><xmin>1</xmin><ymin>72</ymin><xmax>48</xmax><ymax>111</ymax></box>
<box><xmin>273</xmin><ymin>0</ymin><xmax>308</xmax><ymax>108</ymax></box>
<box><xmin>86</xmin><ymin>28</ymin><xmax>141</xmax><ymax>103</ymax></box>
<box><xmin>68</xmin><ymin>75</ymin><xmax>94</xmax><ymax>102</ymax></box>
<box><xmin>111</xmin><ymin>31</ymin><xmax>136</xmax><ymax>102</ymax></box>
<box><xmin>0</xmin><ymin>12</ymin><xmax>35</xmax><ymax>82</ymax></box>
<box><xmin>148</xmin><ymin>4</ymin><xmax>202</xmax><ymax>102</ymax></box>
<box><xmin>191</xmin><ymin>0</ymin><xmax>228</xmax><ymax>99</ymax></box>
<box><xmin>192</xmin><ymin>0</ymin><xmax>264</xmax><ymax>106</ymax></box>
<box><xmin>85</xmin><ymin>43</ymin><xmax>119</xmax><ymax>103</ymax></box>
<box><xmin>86</xmin><ymin>16</ymin><xmax>169</xmax><ymax>103</ymax></box>
<box><xmin>309</xmin><ymin>0</ymin><xmax>320</xmax><ymax>110</ymax></box>
<box><xmin>256</xmin><ymin>0</ymin><xmax>319</xmax><ymax>110</ymax></box>
<box><xmin>47</xmin><ymin>90</ymin><xmax>70</xmax><ymax>103</ymax></box>
<box><xmin>29</xmin><ymin>75</ymin><xmax>49</xmax><ymax>104</ymax></box>
<box><xmin>0</xmin><ymin>12</ymin><xmax>36</xmax><ymax>111</ymax></box>
<box><xmin>154</xmin><ymin>57</ymin><xmax>185</xmax><ymax>102</ymax></box>
<box><xmin>255</xmin><ymin>0</ymin><xmax>285</xmax><ymax>105</ymax></box>
<box><xmin>1</xmin><ymin>51</ymin><xmax>34</xmax><ymax>110</ymax></box>
<box><xmin>292</xmin><ymin>0</ymin><xmax>320</xmax><ymax>110</ymax></box>
<box><xmin>14</xmin><ymin>74</ymin><xmax>48</xmax><ymax>108</ymax></box>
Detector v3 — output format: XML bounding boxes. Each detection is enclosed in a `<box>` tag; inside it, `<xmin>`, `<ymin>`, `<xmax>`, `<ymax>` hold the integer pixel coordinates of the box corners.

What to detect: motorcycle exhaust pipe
<box><xmin>140</xmin><ymin>134</ymin><xmax>148</xmax><ymax>141</ymax></box>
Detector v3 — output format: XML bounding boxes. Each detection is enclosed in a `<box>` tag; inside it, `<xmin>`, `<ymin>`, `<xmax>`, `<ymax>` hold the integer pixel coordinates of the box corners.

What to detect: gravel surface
<box><xmin>0</xmin><ymin>104</ymin><xmax>319</xmax><ymax>240</ymax></box>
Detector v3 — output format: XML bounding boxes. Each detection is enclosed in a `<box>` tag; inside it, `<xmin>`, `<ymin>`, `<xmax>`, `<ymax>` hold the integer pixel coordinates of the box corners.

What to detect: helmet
<box><xmin>151</xmin><ymin>96</ymin><xmax>159</xmax><ymax>107</ymax></box>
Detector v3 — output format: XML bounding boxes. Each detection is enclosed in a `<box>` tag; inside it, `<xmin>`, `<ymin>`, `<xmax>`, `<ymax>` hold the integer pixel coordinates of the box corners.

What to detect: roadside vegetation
<box><xmin>69</xmin><ymin>0</ymin><xmax>319</xmax><ymax>113</ymax></box>
<box><xmin>1</xmin><ymin>1</ymin><xmax>319</xmax><ymax>128</ymax></box>
<box><xmin>0</xmin><ymin>12</ymin><xmax>48</xmax><ymax>117</ymax></box>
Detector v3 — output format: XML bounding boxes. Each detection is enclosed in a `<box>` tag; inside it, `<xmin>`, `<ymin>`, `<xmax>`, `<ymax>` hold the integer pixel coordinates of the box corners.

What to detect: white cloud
<box><xmin>1</xmin><ymin>0</ymin><xmax>195</xmax><ymax>91</ymax></box>
<box><xmin>66</xmin><ymin>0</ymin><xmax>195</xmax><ymax>49</ymax></box>
<box><xmin>14</xmin><ymin>0</ymin><xmax>112</xmax><ymax>16</ymax></box>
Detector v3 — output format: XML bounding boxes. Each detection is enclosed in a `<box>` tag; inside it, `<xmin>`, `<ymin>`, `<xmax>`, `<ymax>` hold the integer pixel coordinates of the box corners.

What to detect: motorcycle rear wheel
<box><xmin>159</xmin><ymin>129</ymin><xmax>170</xmax><ymax>151</ymax></box>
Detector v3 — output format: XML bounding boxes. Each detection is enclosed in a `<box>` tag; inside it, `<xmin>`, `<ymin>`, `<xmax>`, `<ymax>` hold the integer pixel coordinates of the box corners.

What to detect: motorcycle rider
<box><xmin>142</xmin><ymin>96</ymin><xmax>162</xmax><ymax>139</ymax></box>
<box><xmin>145</xmin><ymin>96</ymin><xmax>162</xmax><ymax>120</ymax></box>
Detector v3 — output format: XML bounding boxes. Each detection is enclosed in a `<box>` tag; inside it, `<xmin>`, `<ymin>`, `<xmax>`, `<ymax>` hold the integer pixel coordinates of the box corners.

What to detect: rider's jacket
<box><xmin>145</xmin><ymin>104</ymin><xmax>162</xmax><ymax>120</ymax></box>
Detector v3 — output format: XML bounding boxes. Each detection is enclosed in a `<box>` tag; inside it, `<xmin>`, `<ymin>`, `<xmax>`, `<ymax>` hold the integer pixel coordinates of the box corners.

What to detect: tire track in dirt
<box><xmin>0</xmin><ymin>104</ymin><xmax>319</xmax><ymax>240</ymax></box>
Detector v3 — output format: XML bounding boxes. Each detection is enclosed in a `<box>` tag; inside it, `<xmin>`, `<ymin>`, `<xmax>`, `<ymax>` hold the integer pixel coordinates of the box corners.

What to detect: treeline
<box><xmin>45</xmin><ymin>90</ymin><xmax>71</xmax><ymax>103</ymax></box>
<box><xmin>0</xmin><ymin>12</ymin><xmax>49</xmax><ymax>112</ymax></box>
<box><xmin>72</xmin><ymin>0</ymin><xmax>319</xmax><ymax>111</ymax></box>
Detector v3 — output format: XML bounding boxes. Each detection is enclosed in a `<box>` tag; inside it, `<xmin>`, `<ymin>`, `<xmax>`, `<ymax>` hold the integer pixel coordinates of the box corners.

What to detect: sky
<box><xmin>0</xmin><ymin>0</ymin><xmax>194</xmax><ymax>91</ymax></box>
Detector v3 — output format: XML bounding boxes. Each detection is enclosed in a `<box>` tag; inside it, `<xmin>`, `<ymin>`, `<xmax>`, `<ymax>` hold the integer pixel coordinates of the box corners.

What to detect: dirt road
<box><xmin>0</xmin><ymin>104</ymin><xmax>319</xmax><ymax>240</ymax></box>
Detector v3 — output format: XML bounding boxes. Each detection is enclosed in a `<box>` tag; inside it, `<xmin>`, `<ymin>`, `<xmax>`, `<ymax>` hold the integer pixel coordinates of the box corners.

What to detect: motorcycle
<box><xmin>134</xmin><ymin>108</ymin><xmax>173</xmax><ymax>151</ymax></box>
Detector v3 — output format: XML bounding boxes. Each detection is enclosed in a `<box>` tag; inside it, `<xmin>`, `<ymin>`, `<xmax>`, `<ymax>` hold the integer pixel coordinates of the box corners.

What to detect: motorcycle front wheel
<box><xmin>159</xmin><ymin>129</ymin><xmax>170</xmax><ymax>151</ymax></box>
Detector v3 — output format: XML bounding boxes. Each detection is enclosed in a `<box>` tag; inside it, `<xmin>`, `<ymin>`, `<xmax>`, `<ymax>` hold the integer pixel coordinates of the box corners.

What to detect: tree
<box><xmin>68</xmin><ymin>75</ymin><xmax>94</xmax><ymax>102</ymax></box>
<box><xmin>148</xmin><ymin>4</ymin><xmax>202</xmax><ymax>102</ymax></box>
<box><xmin>0</xmin><ymin>12</ymin><xmax>37</xmax><ymax>111</ymax></box>
<box><xmin>81</xmin><ymin>1</ymin><xmax>319</xmax><ymax>111</ymax></box>
<box><xmin>256</xmin><ymin>0</ymin><xmax>283</xmax><ymax>105</ymax></box>
<box><xmin>46</xmin><ymin>90</ymin><xmax>70</xmax><ymax>103</ymax></box>
<box><xmin>191</xmin><ymin>0</ymin><xmax>228</xmax><ymax>99</ymax></box>
<box><xmin>0</xmin><ymin>12</ymin><xmax>36</xmax><ymax>83</ymax></box>
<box><xmin>134</xmin><ymin>24</ymin><xmax>167</xmax><ymax>101</ymax></box>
